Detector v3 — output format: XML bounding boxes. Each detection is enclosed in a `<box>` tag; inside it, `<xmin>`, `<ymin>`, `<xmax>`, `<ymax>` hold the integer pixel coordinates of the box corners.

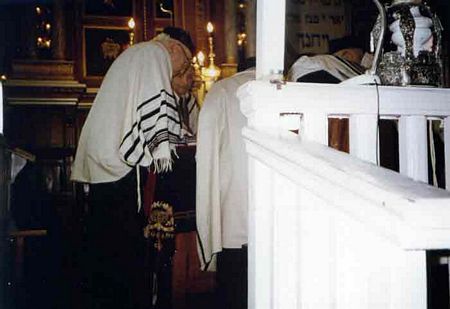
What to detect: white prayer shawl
<box><xmin>72</xmin><ymin>40</ymin><xmax>181</xmax><ymax>184</ymax></box>
<box><xmin>196</xmin><ymin>69</ymin><xmax>255</xmax><ymax>271</ymax></box>
<box><xmin>287</xmin><ymin>54</ymin><xmax>365</xmax><ymax>82</ymax></box>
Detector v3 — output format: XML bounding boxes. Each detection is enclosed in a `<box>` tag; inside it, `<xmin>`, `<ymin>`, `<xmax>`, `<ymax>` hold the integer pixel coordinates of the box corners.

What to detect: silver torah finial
<box><xmin>367</xmin><ymin>0</ymin><xmax>387</xmax><ymax>77</ymax></box>
<box><xmin>370</xmin><ymin>0</ymin><xmax>443</xmax><ymax>87</ymax></box>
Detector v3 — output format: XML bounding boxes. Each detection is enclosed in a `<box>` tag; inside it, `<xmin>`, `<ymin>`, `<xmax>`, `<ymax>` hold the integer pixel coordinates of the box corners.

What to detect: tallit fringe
<box><xmin>153</xmin><ymin>157</ymin><xmax>174</xmax><ymax>173</ymax></box>
<box><xmin>152</xmin><ymin>142</ymin><xmax>179</xmax><ymax>173</ymax></box>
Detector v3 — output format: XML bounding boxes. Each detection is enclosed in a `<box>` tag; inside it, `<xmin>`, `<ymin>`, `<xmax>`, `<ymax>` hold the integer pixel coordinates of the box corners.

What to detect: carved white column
<box><xmin>256</xmin><ymin>0</ymin><xmax>286</xmax><ymax>79</ymax></box>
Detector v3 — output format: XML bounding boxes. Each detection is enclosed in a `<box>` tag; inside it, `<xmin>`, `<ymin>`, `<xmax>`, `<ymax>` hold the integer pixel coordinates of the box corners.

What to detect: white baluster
<box><xmin>302</xmin><ymin>113</ymin><xmax>328</xmax><ymax>145</ymax></box>
<box><xmin>445</xmin><ymin>117</ymin><xmax>450</xmax><ymax>191</ymax></box>
<box><xmin>399</xmin><ymin>116</ymin><xmax>428</xmax><ymax>182</ymax></box>
<box><xmin>349</xmin><ymin>114</ymin><xmax>379</xmax><ymax>164</ymax></box>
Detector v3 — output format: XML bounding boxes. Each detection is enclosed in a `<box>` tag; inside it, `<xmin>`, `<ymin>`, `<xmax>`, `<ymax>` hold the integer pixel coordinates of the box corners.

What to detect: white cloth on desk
<box><xmin>196</xmin><ymin>69</ymin><xmax>255</xmax><ymax>271</ymax></box>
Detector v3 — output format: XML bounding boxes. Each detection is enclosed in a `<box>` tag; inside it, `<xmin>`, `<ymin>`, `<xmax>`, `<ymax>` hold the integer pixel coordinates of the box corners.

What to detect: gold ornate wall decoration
<box><xmin>101</xmin><ymin>38</ymin><xmax>122</xmax><ymax>60</ymax></box>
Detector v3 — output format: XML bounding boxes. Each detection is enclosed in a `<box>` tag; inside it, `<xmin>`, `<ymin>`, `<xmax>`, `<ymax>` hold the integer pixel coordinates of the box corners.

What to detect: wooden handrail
<box><xmin>10</xmin><ymin>229</ymin><xmax>47</xmax><ymax>238</ymax></box>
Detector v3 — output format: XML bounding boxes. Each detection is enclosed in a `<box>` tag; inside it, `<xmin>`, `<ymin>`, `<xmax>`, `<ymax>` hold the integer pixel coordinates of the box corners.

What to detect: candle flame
<box><xmin>197</xmin><ymin>51</ymin><xmax>206</xmax><ymax>66</ymax></box>
<box><xmin>206</xmin><ymin>22</ymin><xmax>214</xmax><ymax>34</ymax></box>
<box><xmin>128</xmin><ymin>18</ymin><xmax>136</xmax><ymax>30</ymax></box>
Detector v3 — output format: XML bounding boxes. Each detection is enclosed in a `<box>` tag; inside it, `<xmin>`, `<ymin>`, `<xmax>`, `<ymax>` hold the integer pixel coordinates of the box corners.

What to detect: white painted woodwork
<box><xmin>445</xmin><ymin>117</ymin><xmax>450</xmax><ymax>190</ymax></box>
<box><xmin>399</xmin><ymin>116</ymin><xmax>428</xmax><ymax>182</ymax></box>
<box><xmin>246</xmin><ymin>2</ymin><xmax>450</xmax><ymax>308</ymax></box>
<box><xmin>248</xmin><ymin>157</ymin><xmax>274</xmax><ymax>309</ymax></box>
<box><xmin>349</xmin><ymin>114</ymin><xmax>378</xmax><ymax>164</ymax></box>
<box><xmin>238</xmin><ymin>81</ymin><xmax>450</xmax><ymax>309</ymax></box>
<box><xmin>242</xmin><ymin>126</ymin><xmax>450</xmax><ymax>309</ymax></box>
<box><xmin>255</xmin><ymin>0</ymin><xmax>285</xmax><ymax>79</ymax></box>
<box><xmin>302</xmin><ymin>113</ymin><xmax>328</xmax><ymax>145</ymax></box>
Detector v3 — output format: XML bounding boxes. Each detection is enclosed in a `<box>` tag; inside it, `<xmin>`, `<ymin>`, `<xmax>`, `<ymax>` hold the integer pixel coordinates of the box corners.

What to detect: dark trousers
<box><xmin>216</xmin><ymin>246</ymin><xmax>248</xmax><ymax>309</ymax></box>
<box><xmin>85</xmin><ymin>169</ymin><xmax>149</xmax><ymax>309</ymax></box>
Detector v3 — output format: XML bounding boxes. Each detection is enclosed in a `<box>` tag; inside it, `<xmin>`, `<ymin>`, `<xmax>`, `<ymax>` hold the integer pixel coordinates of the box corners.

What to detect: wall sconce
<box><xmin>128</xmin><ymin>18</ymin><xmax>135</xmax><ymax>46</ymax></box>
<box><xmin>200</xmin><ymin>22</ymin><xmax>221</xmax><ymax>92</ymax></box>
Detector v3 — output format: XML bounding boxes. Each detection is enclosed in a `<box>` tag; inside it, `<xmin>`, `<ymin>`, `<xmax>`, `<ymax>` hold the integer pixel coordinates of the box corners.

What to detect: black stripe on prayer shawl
<box><xmin>147</xmin><ymin>130</ymin><xmax>182</xmax><ymax>151</ymax></box>
<box><xmin>137</xmin><ymin>89</ymin><xmax>176</xmax><ymax>111</ymax></box>
<box><xmin>139</xmin><ymin>100</ymin><xmax>179</xmax><ymax>124</ymax></box>
<box><xmin>139</xmin><ymin>101</ymin><xmax>179</xmax><ymax>130</ymax></box>
<box><xmin>135</xmin><ymin>150</ymin><xmax>146</xmax><ymax>165</ymax></box>
<box><xmin>120</xmin><ymin>89</ymin><xmax>182</xmax><ymax>166</ymax></box>
<box><xmin>138</xmin><ymin>101</ymin><xmax>181</xmax><ymax>137</ymax></box>
<box><xmin>126</xmin><ymin>114</ymin><xmax>147</xmax><ymax>163</ymax></box>
<box><xmin>119</xmin><ymin>100</ymin><xmax>179</xmax><ymax>148</ymax></box>
<box><xmin>123</xmin><ymin>134</ymin><xmax>141</xmax><ymax>162</ymax></box>
<box><xmin>120</xmin><ymin>122</ymin><xmax>137</xmax><ymax>148</ymax></box>
<box><xmin>123</xmin><ymin>126</ymin><xmax>181</xmax><ymax>164</ymax></box>
<box><xmin>120</xmin><ymin>120</ymin><xmax>143</xmax><ymax>159</ymax></box>
<box><xmin>335</xmin><ymin>56</ymin><xmax>365</xmax><ymax>76</ymax></box>
<box><xmin>126</xmin><ymin>114</ymin><xmax>180</xmax><ymax>162</ymax></box>
<box><xmin>141</xmin><ymin>102</ymin><xmax>180</xmax><ymax>124</ymax></box>
<box><xmin>143</xmin><ymin>114</ymin><xmax>181</xmax><ymax>134</ymax></box>
<box><xmin>147</xmin><ymin>128</ymin><xmax>182</xmax><ymax>144</ymax></box>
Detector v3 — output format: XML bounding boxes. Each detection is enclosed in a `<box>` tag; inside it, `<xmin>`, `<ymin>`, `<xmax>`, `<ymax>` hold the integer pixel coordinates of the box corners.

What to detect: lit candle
<box><xmin>128</xmin><ymin>18</ymin><xmax>135</xmax><ymax>46</ymax></box>
<box><xmin>197</xmin><ymin>51</ymin><xmax>206</xmax><ymax>67</ymax></box>
<box><xmin>206</xmin><ymin>22</ymin><xmax>214</xmax><ymax>34</ymax></box>
<box><xmin>128</xmin><ymin>18</ymin><xmax>136</xmax><ymax>30</ymax></box>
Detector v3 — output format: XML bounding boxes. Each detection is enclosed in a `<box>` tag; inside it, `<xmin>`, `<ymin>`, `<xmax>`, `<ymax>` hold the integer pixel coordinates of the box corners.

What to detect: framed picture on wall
<box><xmin>85</xmin><ymin>0</ymin><xmax>132</xmax><ymax>17</ymax></box>
<box><xmin>82</xmin><ymin>26</ymin><xmax>131</xmax><ymax>80</ymax></box>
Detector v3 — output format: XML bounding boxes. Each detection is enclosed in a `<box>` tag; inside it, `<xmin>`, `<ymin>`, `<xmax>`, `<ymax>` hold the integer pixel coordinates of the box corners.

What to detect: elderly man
<box><xmin>71</xmin><ymin>27</ymin><xmax>194</xmax><ymax>309</ymax></box>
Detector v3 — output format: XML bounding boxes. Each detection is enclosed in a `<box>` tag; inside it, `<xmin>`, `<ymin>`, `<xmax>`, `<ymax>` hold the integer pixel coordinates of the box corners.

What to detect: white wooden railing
<box><xmin>238</xmin><ymin>81</ymin><xmax>450</xmax><ymax>309</ymax></box>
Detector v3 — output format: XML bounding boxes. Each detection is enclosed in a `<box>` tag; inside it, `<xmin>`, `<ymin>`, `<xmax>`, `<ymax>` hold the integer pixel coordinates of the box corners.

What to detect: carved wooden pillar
<box><xmin>224</xmin><ymin>0</ymin><xmax>237</xmax><ymax>64</ymax></box>
<box><xmin>23</xmin><ymin>5</ymin><xmax>38</xmax><ymax>59</ymax></box>
<box><xmin>220</xmin><ymin>0</ymin><xmax>237</xmax><ymax>78</ymax></box>
<box><xmin>52</xmin><ymin>0</ymin><xmax>67</xmax><ymax>60</ymax></box>
<box><xmin>246</xmin><ymin>0</ymin><xmax>256</xmax><ymax>58</ymax></box>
